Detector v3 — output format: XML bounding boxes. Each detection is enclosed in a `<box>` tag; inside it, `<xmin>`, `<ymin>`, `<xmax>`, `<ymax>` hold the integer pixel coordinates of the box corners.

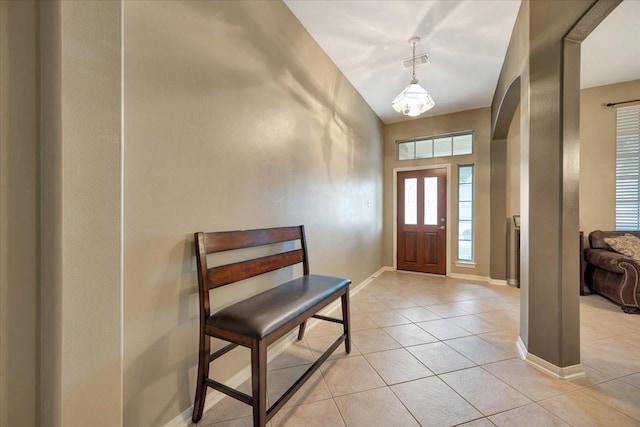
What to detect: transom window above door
<box><xmin>397</xmin><ymin>131</ymin><xmax>473</xmax><ymax>161</ymax></box>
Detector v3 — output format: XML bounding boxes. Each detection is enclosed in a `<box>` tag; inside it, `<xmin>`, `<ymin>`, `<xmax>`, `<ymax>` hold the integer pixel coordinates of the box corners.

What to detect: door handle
<box><xmin>437</xmin><ymin>226</ymin><xmax>445</xmax><ymax>230</ymax></box>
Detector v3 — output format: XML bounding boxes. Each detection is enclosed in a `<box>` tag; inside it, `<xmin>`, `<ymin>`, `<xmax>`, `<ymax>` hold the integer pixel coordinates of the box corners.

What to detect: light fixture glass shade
<box><xmin>391</xmin><ymin>80</ymin><xmax>435</xmax><ymax>117</ymax></box>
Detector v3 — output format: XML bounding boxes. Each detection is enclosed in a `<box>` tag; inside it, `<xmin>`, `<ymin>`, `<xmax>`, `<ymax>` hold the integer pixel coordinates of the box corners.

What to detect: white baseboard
<box><xmin>516</xmin><ymin>336</ymin><xmax>585</xmax><ymax>380</ymax></box>
<box><xmin>386</xmin><ymin>268</ymin><xmax>510</xmax><ymax>287</ymax></box>
<box><xmin>516</xmin><ymin>336</ymin><xmax>527</xmax><ymax>360</ymax></box>
<box><xmin>358</xmin><ymin>266</ymin><xmax>389</xmax><ymax>284</ymax></box>
<box><xmin>448</xmin><ymin>272</ymin><xmax>509</xmax><ymax>286</ymax></box>
<box><xmin>163</xmin><ymin>266</ymin><xmax>385</xmax><ymax>427</ymax></box>
<box><xmin>489</xmin><ymin>278</ymin><xmax>509</xmax><ymax>286</ymax></box>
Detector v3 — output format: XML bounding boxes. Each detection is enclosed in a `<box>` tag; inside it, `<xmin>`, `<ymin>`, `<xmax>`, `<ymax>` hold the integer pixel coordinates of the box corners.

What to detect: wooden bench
<box><xmin>191</xmin><ymin>225</ymin><xmax>351</xmax><ymax>426</ymax></box>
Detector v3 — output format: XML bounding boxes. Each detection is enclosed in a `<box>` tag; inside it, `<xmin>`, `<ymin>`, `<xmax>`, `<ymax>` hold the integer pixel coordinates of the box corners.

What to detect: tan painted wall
<box><xmin>580</xmin><ymin>79</ymin><xmax>640</xmax><ymax>234</ymax></box>
<box><xmin>39</xmin><ymin>0</ymin><xmax>124</xmax><ymax>425</ymax></box>
<box><xmin>504</xmin><ymin>80</ymin><xmax>640</xmax><ymax>280</ymax></box>
<box><xmin>39</xmin><ymin>1</ymin><xmax>63</xmax><ymax>423</ymax></box>
<box><xmin>491</xmin><ymin>4</ymin><xmax>528</xmax><ymax>133</ymax></box>
<box><xmin>506</xmin><ymin>105</ymin><xmax>521</xmax><ymax>218</ymax></box>
<box><xmin>383</xmin><ymin>108</ymin><xmax>491</xmax><ymax>277</ymax></box>
<box><xmin>0</xmin><ymin>1</ymin><xmax>39</xmax><ymax>425</ymax></box>
<box><xmin>505</xmin><ymin>105</ymin><xmax>521</xmax><ymax>282</ymax></box>
<box><xmin>122</xmin><ymin>1</ymin><xmax>383</xmax><ymax>425</ymax></box>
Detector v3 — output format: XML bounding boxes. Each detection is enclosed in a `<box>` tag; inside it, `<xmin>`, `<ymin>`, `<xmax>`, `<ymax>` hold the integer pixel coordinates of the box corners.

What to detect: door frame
<box><xmin>393</xmin><ymin>164</ymin><xmax>452</xmax><ymax>274</ymax></box>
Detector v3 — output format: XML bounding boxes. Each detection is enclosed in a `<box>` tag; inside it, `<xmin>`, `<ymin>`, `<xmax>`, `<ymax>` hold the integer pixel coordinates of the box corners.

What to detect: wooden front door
<box><xmin>397</xmin><ymin>168</ymin><xmax>447</xmax><ymax>274</ymax></box>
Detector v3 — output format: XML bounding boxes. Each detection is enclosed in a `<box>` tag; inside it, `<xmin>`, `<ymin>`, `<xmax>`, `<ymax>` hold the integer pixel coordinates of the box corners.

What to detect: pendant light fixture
<box><xmin>391</xmin><ymin>37</ymin><xmax>435</xmax><ymax>117</ymax></box>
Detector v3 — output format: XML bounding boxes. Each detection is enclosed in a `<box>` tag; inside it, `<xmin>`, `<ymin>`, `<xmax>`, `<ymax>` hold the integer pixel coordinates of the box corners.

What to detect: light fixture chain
<box><xmin>412</xmin><ymin>40</ymin><xmax>416</xmax><ymax>81</ymax></box>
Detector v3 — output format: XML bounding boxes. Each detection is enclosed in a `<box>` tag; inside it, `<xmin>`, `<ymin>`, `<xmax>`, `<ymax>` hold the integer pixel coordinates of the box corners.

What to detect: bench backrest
<box><xmin>194</xmin><ymin>225</ymin><xmax>309</xmax><ymax>318</ymax></box>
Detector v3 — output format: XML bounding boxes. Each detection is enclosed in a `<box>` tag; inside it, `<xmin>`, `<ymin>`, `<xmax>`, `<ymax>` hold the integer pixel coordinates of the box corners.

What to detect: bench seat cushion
<box><xmin>207</xmin><ymin>274</ymin><xmax>351</xmax><ymax>339</ymax></box>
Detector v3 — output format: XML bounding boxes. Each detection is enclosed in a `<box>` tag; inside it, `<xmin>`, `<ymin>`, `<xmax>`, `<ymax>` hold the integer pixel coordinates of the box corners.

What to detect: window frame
<box><xmin>615</xmin><ymin>105</ymin><xmax>640</xmax><ymax>231</ymax></box>
<box><xmin>397</xmin><ymin>131</ymin><xmax>474</xmax><ymax>161</ymax></box>
<box><xmin>457</xmin><ymin>164</ymin><xmax>474</xmax><ymax>263</ymax></box>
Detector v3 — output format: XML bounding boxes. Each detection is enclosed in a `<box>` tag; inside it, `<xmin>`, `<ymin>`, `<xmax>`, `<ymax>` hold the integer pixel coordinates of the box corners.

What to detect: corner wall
<box><xmin>39</xmin><ymin>0</ymin><xmax>123</xmax><ymax>425</ymax></box>
<box><xmin>0</xmin><ymin>1</ymin><xmax>40</xmax><ymax>425</ymax></box>
<box><xmin>506</xmin><ymin>105</ymin><xmax>520</xmax><ymax>283</ymax></box>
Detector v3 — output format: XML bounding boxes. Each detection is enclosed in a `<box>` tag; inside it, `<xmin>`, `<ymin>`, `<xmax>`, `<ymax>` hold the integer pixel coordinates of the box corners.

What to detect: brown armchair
<box><xmin>584</xmin><ymin>230</ymin><xmax>640</xmax><ymax>313</ymax></box>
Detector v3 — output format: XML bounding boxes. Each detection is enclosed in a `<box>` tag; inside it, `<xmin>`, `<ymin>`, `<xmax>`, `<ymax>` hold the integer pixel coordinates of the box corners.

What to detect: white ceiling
<box><xmin>284</xmin><ymin>0</ymin><xmax>640</xmax><ymax>124</ymax></box>
<box><xmin>581</xmin><ymin>0</ymin><xmax>640</xmax><ymax>89</ymax></box>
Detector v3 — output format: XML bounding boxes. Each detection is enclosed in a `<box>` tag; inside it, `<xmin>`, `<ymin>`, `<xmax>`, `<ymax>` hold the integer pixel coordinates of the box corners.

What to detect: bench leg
<box><xmin>297</xmin><ymin>321</ymin><xmax>307</xmax><ymax>340</ymax></box>
<box><xmin>251</xmin><ymin>340</ymin><xmax>267</xmax><ymax>427</ymax></box>
<box><xmin>341</xmin><ymin>291</ymin><xmax>351</xmax><ymax>353</ymax></box>
<box><xmin>192</xmin><ymin>334</ymin><xmax>210</xmax><ymax>422</ymax></box>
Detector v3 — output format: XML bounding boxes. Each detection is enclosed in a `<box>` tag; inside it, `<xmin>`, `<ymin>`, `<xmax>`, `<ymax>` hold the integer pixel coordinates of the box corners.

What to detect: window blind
<box><xmin>616</xmin><ymin>105</ymin><xmax>640</xmax><ymax>230</ymax></box>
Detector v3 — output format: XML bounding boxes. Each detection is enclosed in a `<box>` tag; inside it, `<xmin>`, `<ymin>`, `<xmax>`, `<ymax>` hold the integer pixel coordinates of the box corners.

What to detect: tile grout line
<box><xmin>201</xmin><ymin>270</ymin><xmax>640</xmax><ymax>426</ymax></box>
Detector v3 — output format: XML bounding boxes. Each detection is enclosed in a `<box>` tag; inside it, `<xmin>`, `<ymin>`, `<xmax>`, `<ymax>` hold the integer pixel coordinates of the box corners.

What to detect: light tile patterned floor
<box><xmin>193</xmin><ymin>271</ymin><xmax>640</xmax><ymax>427</ymax></box>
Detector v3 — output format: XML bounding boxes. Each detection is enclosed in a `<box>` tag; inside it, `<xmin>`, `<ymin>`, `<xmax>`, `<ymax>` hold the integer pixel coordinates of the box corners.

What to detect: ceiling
<box><xmin>581</xmin><ymin>0</ymin><xmax>640</xmax><ymax>89</ymax></box>
<box><xmin>284</xmin><ymin>0</ymin><xmax>640</xmax><ymax>124</ymax></box>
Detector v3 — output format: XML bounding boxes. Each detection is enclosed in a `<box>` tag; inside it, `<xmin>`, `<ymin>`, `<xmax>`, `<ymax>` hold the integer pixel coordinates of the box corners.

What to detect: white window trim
<box><xmin>457</xmin><ymin>164</ymin><xmax>474</xmax><ymax>263</ymax></box>
<box><xmin>397</xmin><ymin>131</ymin><xmax>474</xmax><ymax>161</ymax></box>
<box><xmin>454</xmin><ymin>261</ymin><xmax>477</xmax><ymax>268</ymax></box>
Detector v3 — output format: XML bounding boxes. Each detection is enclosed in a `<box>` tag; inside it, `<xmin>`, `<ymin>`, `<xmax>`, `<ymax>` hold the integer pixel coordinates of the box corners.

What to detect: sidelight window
<box><xmin>458</xmin><ymin>165</ymin><xmax>474</xmax><ymax>262</ymax></box>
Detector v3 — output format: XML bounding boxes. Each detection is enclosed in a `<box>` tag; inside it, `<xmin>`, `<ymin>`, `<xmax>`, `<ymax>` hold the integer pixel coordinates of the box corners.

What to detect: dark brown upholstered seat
<box><xmin>208</xmin><ymin>275</ymin><xmax>350</xmax><ymax>339</ymax></box>
<box><xmin>191</xmin><ymin>225</ymin><xmax>351</xmax><ymax>427</ymax></box>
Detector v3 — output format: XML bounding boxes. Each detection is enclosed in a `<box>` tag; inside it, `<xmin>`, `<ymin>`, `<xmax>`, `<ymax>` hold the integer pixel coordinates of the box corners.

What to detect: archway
<box><xmin>491</xmin><ymin>0</ymin><xmax>622</xmax><ymax>377</ymax></box>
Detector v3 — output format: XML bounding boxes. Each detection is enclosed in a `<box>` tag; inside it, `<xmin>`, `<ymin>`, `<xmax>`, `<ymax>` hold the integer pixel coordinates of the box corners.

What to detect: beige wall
<box><xmin>506</xmin><ymin>105</ymin><xmax>520</xmax><ymax>282</ymax></box>
<box><xmin>122</xmin><ymin>1</ymin><xmax>383</xmax><ymax>426</ymax></box>
<box><xmin>39</xmin><ymin>0</ymin><xmax>124</xmax><ymax>425</ymax></box>
<box><xmin>504</xmin><ymin>80</ymin><xmax>640</xmax><ymax>280</ymax></box>
<box><xmin>0</xmin><ymin>1</ymin><xmax>40</xmax><ymax>425</ymax></box>
<box><xmin>580</xmin><ymin>79</ymin><xmax>640</xmax><ymax>234</ymax></box>
<box><xmin>383</xmin><ymin>108</ymin><xmax>491</xmax><ymax>277</ymax></box>
<box><xmin>506</xmin><ymin>105</ymin><xmax>521</xmax><ymax>218</ymax></box>
<box><xmin>39</xmin><ymin>1</ymin><xmax>63</xmax><ymax>423</ymax></box>
<box><xmin>1</xmin><ymin>1</ymin><xmax>382</xmax><ymax>425</ymax></box>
